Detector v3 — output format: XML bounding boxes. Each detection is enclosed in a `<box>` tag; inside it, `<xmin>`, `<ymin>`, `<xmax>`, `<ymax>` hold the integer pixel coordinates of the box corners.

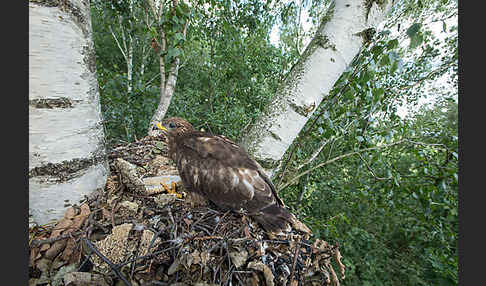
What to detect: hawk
<box><xmin>155</xmin><ymin>117</ymin><xmax>310</xmax><ymax>233</ymax></box>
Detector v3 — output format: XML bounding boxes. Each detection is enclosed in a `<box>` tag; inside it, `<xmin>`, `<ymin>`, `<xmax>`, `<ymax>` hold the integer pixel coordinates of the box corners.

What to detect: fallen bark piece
<box><xmin>64</xmin><ymin>207</ymin><xmax>77</xmax><ymax>220</ymax></box>
<box><xmin>334</xmin><ymin>247</ymin><xmax>346</xmax><ymax>280</ymax></box>
<box><xmin>248</xmin><ymin>261</ymin><xmax>275</xmax><ymax>286</ymax></box>
<box><xmin>93</xmin><ymin>223</ymin><xmax>133</xmax><ymax>273</ymax></box>
<box><xmin>167</xmin><ymin>258</ymin><xmax>181</xmax><ymax>275</ymax></box>
<box><xmin>50</xmin><ymin>218</ymin><xmax>74</xmax><ymax>238</ymax></box>
<box><xmin>70</xmin><ymin>203</ymin><xmax>90</xmax><ymax>230</ymax></box>
<box><xmin>64</xmin><ymin>271</ymin><xmax>111</xmax><ymax>286</ymax></box>
<box><xmin>115</xmin><ymin>158</ymin><xmax>146</xmax><ymax>192</ymax></box>
<box><xmin>119</xmin><ymin>200</ymin><xmax>139</xmax><ymax>216</ymax></box>
<box><xmin>229</xmin><ymin>249</ymin><xmax>248</xmax><ymax>268</ymax></box>
<box><xmin>44</xmin><ymin>239</ymin><xmax>67</xmax><ymax>260</ymax></box>
<box><xmin>154</xmin><ymin>193</ymin><xmax>177</xmax><ymax>207</ymax></box>
<box><xmin>51</xmin><ymin>264</ymin><xmax>76</xmax><ymax>286</ymax></box>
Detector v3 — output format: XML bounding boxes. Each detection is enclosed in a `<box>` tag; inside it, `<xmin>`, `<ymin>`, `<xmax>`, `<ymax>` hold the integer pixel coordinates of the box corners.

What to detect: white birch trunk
<box><xmin>240</xmin><ymin>0</ymin><xmax>397</xmax><ymax>174</ymax></box>
<box><xmin>147</xmin><ymin>57</ymin><xmax>181</xmax><ymax>136</ymax></box>
<box><xmin>29</xmin><ymin>0</ymin><xmax>108</xmax><ymax>225</ymax></box>
<box><xmin>127</xmin><ymin>38</ymin><xmax>133</xmax><ymax>94</ymax></box>
<box><xmin>126</xmin><ymin>0</ymin><xmax>134</xmax><ymax>94</ymax></box>
<box><xmin>147</xmin><ymin>11</ymin><xmax>188</xmax><ymax>136</ymax></box>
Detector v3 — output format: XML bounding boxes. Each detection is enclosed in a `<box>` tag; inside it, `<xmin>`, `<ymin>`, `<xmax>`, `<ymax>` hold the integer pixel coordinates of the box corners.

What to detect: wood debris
<box><xmin>29</xmin><ymin>136</ymin><xmax>345</xmax><ymax>286</ymax></box>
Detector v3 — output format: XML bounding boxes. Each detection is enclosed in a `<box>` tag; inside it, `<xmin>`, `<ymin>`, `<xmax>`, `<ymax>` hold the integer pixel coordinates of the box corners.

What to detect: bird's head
<box><xmin>154</xmin><ymin>117</ymin><xmax>195</xmax><ymax>137</ymax></box>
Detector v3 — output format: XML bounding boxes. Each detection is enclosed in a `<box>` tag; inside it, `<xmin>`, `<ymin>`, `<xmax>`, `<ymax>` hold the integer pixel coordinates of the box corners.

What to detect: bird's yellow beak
<box><xmin>156</xmin><ymin>122</ymin><xmax>168</xmax><ymax>132</ymax></box>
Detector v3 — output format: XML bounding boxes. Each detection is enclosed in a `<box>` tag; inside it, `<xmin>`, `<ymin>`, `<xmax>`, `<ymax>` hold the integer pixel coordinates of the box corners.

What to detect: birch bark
<box><xmin>29</xmin><ymin>0</ymin><xmax>108</xmax><ymax>225</ymax></box>
<box><xmin>239</xmin><ymin>0</ymin><xmax>397</xmax><ymax>175</ymax></box>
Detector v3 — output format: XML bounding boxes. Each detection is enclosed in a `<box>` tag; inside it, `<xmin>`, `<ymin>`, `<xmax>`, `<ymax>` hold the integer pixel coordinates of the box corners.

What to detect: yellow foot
<box><xmin>161</xmin><ymin>181</ymin><xmax>182</xmax><ymax>198</ymax></box>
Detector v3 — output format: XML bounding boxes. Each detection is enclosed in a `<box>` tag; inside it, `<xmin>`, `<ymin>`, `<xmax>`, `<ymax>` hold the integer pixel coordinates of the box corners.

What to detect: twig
<box><xmin>166</xmin><ymin>207</ymin><xmax>177</xmax><ymax>240</ymax></box>
<box><xmin>130</xmin><ymin>229</ymin><xmax>146</xmax><ymax>280</ymax></box>
<box><xmin>211</xmin><ymin>210</ymin><xmax>231</xmax><ymax>235</ymax></box>
<box><xmin>109</xmin><ymin>24</ymin><xmax>127</xmax><ymax>61</ymax></box>
<box><xmin>223</xmin><ymin>265</ymin><xmax>235</xmax><ymax>286</ymax></box>
<box><xmin>194</xmin><ymin>235</ymin><xmax>223</xmax><ymax>240</ymax></box>
<box><xmin>289</xmin><ymin>237</ymin><xmax>302</xmax><ymax>281</ymax></box>
<box><xmin>194</xmin><ymin>224</ymin><xmax>212</xmax><ymax>235</ymax></box>
<box><xmin>147</xmin><ymin>225</ymin><xmax>170</xmax><ymax>252</ymax></box>
<box><xmin>117</xmin><ymin>245</ymin><xmax>179</xmax><ymax>268</ymax></box>
<box><xmin>279</xmin><ymin>139</ymin><xmax>407</xmax><ymax>191</ymax></box>
<box><xmin>234</xmin><ymin>271</ymin><xmax>245</xmax><ymax>286</ymax></box>
<box><xmin>30</xmin><ymin>231</ymin><xmax>83</xmax><ymax>248</ymax></box>
<box><xmin>357</xmin><ymin>153</ymin><xmax>391</xmax><ymax>181</ymax></box>
<box><xmin>190</xmin><ymin>210</ymin><xmax>214</xmax><ymax>232</ymax></box>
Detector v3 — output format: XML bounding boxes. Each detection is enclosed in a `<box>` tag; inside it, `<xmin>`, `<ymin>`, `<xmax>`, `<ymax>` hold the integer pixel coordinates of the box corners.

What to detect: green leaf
<box><xmin>166</xmin><ymin>47</ymin><xmax>182</xmax><ymax>60</ymax></box>
<box><xmin>371</xmin><ymin>45</ymin><xmax>384</xmax><ymax>61</ymax></box>
<box><xmin>373</xmin><ymin>87</ymin><xmax>385</xmax><ymax>102</ymax></box>
<box><xmin>386</xmin><ymin>39</ymin><xmax>399</xmax><ymax>50</ymax></box>
<box><xmin>409</xmin><ymin>33</ymin><xmax>423</xmax><ymax>49</ymax></box>
<box><xmin>406</xmin><ymin>23</ymin><xmax>422</xmax><ymax>38</ymax></box>
<box><xmin>371</xmin><ymin>45</ymin><xmax>384</xmax><ymax>56</ymax></box>
<box><xmin>176</xmin><ymin>5</ymin><xmax>184</xmax><ymax>16</ymax></box>
<box><xmin>344</xmin><ymin>88</ymin><xmax>354</xmax><ymax>100</ymax></box>
<box><xmin>361</xmin><ymin>70</ymin><xmax>372</xmax><ymax>83</ymax></box>
<box><xmin>379</xmin><ymin>54</ymin><xmax>390</xmax><ymax>67</ymax></box>
<box><xmin>390</xmin><ymin>60</ymin><xmax>398</xmax><ymax>74</ymax></box>
<box><xmin>438</xmin><ymin>180</ymin><xmax>447</xmax><ymax>192</ymax></box>
<box><xmin>175</xmin><ymin>32</ymin><xmax>184</xmax><ymax>42</ymax></box>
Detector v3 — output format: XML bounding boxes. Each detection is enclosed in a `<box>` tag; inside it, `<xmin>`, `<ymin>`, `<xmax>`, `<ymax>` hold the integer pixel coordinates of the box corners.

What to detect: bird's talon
<box><xmin>161</xmin><ymin>182</ymin><xmax>182</xmax><ymax>198</ymax></box>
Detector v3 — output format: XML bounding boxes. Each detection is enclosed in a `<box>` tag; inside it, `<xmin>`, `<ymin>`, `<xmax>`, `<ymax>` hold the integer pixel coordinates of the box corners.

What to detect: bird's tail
<box><xmin>251</xmin><ymin>204</ymin><xmax>311</xmax><ymax>234</ymax></box>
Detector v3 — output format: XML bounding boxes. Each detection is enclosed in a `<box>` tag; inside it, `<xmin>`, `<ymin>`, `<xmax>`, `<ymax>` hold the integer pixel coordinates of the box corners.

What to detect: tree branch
<box><xmin>397</xmin><ymin>59</ymin><xmax>456</xmax><ymax>90</ymax></box>
<box><xmin>119</xmin><ymin>15</ymin><xmax>129</xmax><ymax>58</ymax></box>
<box><xmin>147</xmin><ymin>0</ymin><xmax>158</xmax><ymax>20</ymax></box>
<box><xmin>357</xmin><ymin>153</ymin><xmax>391</xmax><ymax>181</ymax></box>
<box><xmin>109</xmin><ymin>25</ymin><xmax>127</xmax><ymax>61</ymax></box>
<box><xmin>280</xmin><ymin>138</ymin><xmax>451</xmax><ymax>191</ymax></box>
<box><xmin>279</xmin><ymin>139</ymin><xmax>407</xmax><ymax>191</ymax></box>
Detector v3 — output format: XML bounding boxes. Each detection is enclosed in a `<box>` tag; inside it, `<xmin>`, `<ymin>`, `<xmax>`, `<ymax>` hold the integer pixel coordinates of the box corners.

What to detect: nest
<box><xmin>29</xmin><ymin>137</ymin><xmax>345</xmax><ymax>286</ymax></box>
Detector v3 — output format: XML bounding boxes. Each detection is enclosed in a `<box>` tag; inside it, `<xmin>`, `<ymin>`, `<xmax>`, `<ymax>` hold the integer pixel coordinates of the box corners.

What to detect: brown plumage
<box><xmin>155</xmin><ymin>117</ymin><xmax>307</xmax><ymax>233</ymax></box>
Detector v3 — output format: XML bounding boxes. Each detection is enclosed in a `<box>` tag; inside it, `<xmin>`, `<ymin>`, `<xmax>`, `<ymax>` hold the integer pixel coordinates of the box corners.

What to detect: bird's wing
<box><xmin>179</xmin><ymin>134</ymin><xmax>243</xmax><ymax>163</ymax></box>
<box><xmin>176</xmin><ymin>133</ymin><xmax>282</xmax><ymax>211</ymax></box>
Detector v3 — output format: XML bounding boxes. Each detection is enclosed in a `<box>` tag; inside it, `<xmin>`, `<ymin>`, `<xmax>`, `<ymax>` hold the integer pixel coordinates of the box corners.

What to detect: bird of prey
<box><xmin>155</xmin><ymin>117</ymin><xmax>310</xmax><ymax>234</ymax></box>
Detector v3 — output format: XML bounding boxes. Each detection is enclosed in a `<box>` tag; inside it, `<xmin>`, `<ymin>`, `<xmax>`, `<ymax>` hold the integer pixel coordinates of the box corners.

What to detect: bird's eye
<box><xmin>168</xmin><ymin>122</ymin><xmax>176</xmax><ymax>129</ymax></box>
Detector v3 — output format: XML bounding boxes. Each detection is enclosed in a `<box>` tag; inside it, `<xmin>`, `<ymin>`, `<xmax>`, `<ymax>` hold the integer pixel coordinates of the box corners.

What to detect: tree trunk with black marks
<box><xmin>147</xmin><ymin>57</ymin><xmax>181</xmax><ymax>136</ymax></box>
<box><xmin>29</xmin><ymin>0</ymin><xmax>108</xmax><ymax>225</ymax></box>
<box><xmin>239</xmin><ymin>0</ymin><xmax>397</xmax><ymax>176</ymax></box>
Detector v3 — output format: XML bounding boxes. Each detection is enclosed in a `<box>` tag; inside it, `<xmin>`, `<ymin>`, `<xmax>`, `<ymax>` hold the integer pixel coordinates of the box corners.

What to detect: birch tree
<box><xmin>107</xmin><ymin>0</ymin><xmax>137</xmax><ymax>139</ymax></box>
<box><xmin>146</xmin><ymin>0</ymin><xmax>190</xmax><ymax>136</ymax></box>
<box><xmin>29</xmin><ymin>0</ymin><xmax>108</xmax><ymax>225</ymax></box>
<box><xmin>239</xmin><ymin>0</ymin><xmax>398</xmax><ymax>174</ymax></box>
<box><xmin>92</xmin><ymin>0</ymin><xmax>160</xmax><ymax>142</ymax></box>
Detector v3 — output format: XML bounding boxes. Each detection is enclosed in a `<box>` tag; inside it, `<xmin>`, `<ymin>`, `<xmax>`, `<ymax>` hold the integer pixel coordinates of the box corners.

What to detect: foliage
<box><xmin>273</xmin><ymin>0</ymin><xmax>458</xmax><ymax>284</ymax></box>
<box><xmin>92</xmin><ymin>0</ymin><xmax>286</xmax><ymax>144</ymax></box>
<box><xmin>279</xmin><ymin>98</ymin><xmax>458</xmax><ymax>285</ymax></box>
<box><xmin>90</xmin><ymin>0</ymin><xmax>458</xmax><ymax>284</ymax></box>
<box><xmin>91</xmin><ymin>0</ymin><xmax>161</xmax><ymax>143</ymax></box>
<box><xmin>166</xmin><ymin>0</ymin><xmax>286</xmax><ymax>140</ymax></box>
